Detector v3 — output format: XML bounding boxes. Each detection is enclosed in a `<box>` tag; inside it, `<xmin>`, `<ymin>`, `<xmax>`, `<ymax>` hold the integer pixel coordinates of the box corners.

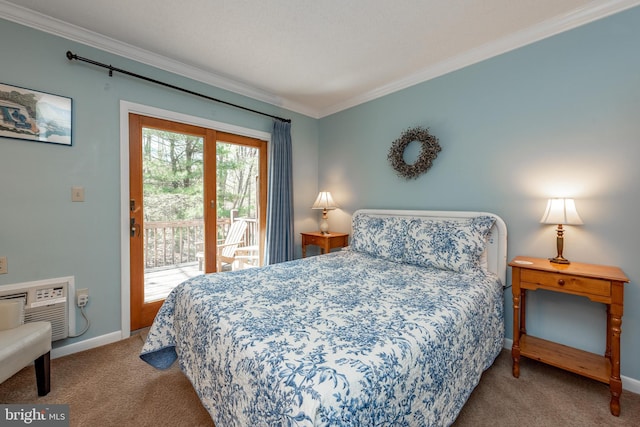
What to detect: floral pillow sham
<box><xmin>350</xmin><ymin>213</ymin><xmax>495</xmax><ymax>273</ymax></box>
<box><xmin>350</xmin><ymin>213</ymin><xmax>408</xmax><ymax>263</ymax></box>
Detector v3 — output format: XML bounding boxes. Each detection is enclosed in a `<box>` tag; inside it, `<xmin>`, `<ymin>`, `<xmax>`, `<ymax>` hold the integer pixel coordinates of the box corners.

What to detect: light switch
<box><xmin>72</xmin><ymin>186</ymin><xmax>85</xmax><ymax>202</ymax></box>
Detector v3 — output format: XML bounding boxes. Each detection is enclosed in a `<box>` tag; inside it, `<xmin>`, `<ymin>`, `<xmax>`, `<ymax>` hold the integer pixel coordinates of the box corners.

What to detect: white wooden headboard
<box><xmin>352</xmin><ymin>209</ymin><xmax>508</xmax><ymax>285</ymax></box>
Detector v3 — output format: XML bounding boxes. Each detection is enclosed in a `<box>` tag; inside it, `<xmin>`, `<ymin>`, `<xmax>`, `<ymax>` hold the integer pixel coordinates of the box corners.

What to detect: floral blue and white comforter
<box><xmin>140</xmin><ymin>250</ymin><xmax>504</xmax><ymax>426</ymax></box>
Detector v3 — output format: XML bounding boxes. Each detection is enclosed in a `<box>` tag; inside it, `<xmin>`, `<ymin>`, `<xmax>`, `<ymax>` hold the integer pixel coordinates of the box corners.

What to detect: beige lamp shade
<box><xmin>540</xmin><ymin>198</ymin><xmax>583</xmax><ymax>225</ymax></box>
<box><xmin>312</xmin><ymin>191</ymin><xmax>337</xmax><ymax>211</ymax></box>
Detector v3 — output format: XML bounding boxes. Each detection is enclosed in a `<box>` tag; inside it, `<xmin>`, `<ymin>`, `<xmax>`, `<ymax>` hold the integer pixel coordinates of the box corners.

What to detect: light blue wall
<box><xmin>319</xmin><ymin>8</ymin><xmax>640</xmax><ymax>381</ymax></box>
<box><xmin>0</xmin><ymin>19</ymin><xmax>319</xmax><ymax>346</ymax></box>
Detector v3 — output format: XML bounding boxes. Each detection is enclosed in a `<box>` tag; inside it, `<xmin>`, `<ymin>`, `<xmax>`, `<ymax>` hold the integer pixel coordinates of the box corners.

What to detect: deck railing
<box><xmin>144</xmin><ymin>215</ymin><xmax>257</xmax><ymax>270</ymax></box>
<box><xmin>144</xmin><ymin>220</ymin><xmax>202</xmax><ymax>269</ymax></box>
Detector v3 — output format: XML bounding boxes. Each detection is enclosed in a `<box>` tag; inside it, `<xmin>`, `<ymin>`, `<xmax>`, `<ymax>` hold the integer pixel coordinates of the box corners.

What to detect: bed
<box><xmin>140</xmin><ymin>209</ymin><xmax>507</xmax><ymax>426</ymax></box>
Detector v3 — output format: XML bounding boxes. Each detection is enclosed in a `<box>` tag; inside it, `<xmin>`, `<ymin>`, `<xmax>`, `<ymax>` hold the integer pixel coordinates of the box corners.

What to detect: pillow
<box><xmin>404</xmin><ymin>215</ymin><xmax>496</xmax><ymax>272</ymax></box>
<box><xmin>350</xmin><ymin>213</ymin><xmax>408</xmax><ymax>262</ymax></box>
<box><xmin>0</xmin><ymin>300</ymin><xmax>25</xmax><ymax>331</ymax></box>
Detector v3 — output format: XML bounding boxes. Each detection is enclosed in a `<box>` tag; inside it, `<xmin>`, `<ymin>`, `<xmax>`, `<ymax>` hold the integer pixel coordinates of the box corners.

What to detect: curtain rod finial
<box><xmin>66</xmin><ymin>51</ymin><xmax>76</xmax><ymax>60</ymax></box>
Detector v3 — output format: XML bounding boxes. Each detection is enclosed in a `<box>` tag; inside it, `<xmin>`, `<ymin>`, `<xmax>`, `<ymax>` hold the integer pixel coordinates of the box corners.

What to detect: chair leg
<box><xmin>35</xmin><ymin>351</ymin><xmax>51</xmax><ymax>396</ymax></box>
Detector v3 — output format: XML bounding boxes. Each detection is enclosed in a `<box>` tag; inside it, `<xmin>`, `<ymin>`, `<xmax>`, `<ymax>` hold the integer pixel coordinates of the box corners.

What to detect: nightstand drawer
<box><xmin>304</xmin><ymin>234</ymin><xmax>324</xmax><ymax>246</ymax></box>
<box><xmin>521</xmin><ymin>269</ymin><xmax>611</xmax><ymax>297</ymax></box>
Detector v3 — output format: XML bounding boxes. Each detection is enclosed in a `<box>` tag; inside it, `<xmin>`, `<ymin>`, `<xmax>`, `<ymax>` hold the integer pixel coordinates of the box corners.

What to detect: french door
<box><xmin>129</xmin><ymin>113</ymin><xmax>267</xmax><ymax>330</ymax></box>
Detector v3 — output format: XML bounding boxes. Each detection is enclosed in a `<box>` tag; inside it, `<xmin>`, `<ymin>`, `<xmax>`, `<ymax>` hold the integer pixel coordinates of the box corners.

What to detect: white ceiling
<box><xmin>1</xmin><ymin>0</ymin><xmax>638</xmax><ymax>118</ymax></box>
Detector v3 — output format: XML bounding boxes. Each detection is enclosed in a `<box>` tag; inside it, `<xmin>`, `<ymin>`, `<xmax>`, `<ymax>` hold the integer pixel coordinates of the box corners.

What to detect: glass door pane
<box><xmin>216</xmin><ymin>140</ymin><xmax>261</xmax><ymax>270</ymax></box>
<box><xmin>142</xmin><ymin>127</ymin><xmax>204</xmax><ymax>302</ymax></box>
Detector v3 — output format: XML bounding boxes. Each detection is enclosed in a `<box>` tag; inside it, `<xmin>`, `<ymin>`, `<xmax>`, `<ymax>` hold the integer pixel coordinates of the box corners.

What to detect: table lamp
<box><xmin>312</xmin><ymin>191</ymin><xmax>337</xmax><ymax>234</ymax></box>
<box><xmin>540</xmin><ymin>198</ymin><xmax>583</xmax><ymax>264</ymax></box>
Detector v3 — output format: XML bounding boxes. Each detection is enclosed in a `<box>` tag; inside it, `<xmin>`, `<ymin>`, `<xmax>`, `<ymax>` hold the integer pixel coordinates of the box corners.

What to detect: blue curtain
<box><xmin>265</xmin><ymin>120</ymin><xmax>294</xmax><ymax>264</ymax></box>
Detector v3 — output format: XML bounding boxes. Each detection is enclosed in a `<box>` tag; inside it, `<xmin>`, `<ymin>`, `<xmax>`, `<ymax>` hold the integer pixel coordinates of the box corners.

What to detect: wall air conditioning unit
<box><xmin>0</xmin><ymin>276</ymin><xmax>75</xmax><ymax>341</ymax></box>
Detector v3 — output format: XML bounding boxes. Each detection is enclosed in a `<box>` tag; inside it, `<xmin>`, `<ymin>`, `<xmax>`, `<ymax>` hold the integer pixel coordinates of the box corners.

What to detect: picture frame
<box><xmin>0</xmin><ymin>83</ymin><xmax>72</xmax><ymax>146</ymax></box>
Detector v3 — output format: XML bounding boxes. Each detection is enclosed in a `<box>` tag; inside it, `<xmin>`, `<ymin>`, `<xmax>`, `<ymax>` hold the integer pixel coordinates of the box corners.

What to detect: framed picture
<box><xmin>0</xmin><ymin>83</ymin><xmax>72</xmax><ymax>146</ymax></box>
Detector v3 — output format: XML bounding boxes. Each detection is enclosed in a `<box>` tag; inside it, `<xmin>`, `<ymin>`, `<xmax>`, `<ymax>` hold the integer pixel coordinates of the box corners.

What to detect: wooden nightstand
<box><xmin>509</xmin><ymin>256</ymin><xmax>629</xmax><ymax>416</ymax></box>
<box><xmin>301</xmin><ymin>232</ymin><xmax>349</xmax><ymax>258</ymax></box>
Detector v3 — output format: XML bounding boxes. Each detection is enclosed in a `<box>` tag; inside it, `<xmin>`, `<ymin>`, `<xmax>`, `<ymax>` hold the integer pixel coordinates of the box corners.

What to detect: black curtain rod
<box><xmin>65</xmin><ymin>51</ymin><xmax>291</xmax><ymax>123</ymax></box>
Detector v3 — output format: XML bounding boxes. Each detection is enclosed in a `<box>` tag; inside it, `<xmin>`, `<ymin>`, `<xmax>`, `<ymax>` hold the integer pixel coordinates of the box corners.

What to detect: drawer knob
<box><xmin>558</xmin><ymin>279</ymin><xmax>565</xmax><ymax>286</ymax></box>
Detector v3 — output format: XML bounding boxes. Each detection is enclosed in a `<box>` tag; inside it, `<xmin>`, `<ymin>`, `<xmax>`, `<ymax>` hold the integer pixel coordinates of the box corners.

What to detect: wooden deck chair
<box><xmin>216</xmin><ymin>219</ymin><xmax>248</xmax><ymax>272</ymax></box>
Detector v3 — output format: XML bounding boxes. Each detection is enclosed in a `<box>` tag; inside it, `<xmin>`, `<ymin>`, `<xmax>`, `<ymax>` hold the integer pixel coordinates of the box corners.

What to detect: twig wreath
<box><xmin>387</xmin><ymin>126</ymin><xmax>441</xmax><ymax>180</ymax></box>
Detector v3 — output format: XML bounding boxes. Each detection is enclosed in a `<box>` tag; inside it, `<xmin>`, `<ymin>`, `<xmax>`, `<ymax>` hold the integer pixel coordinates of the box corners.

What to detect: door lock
<box><xmin>130</xmin><ymin>218</ymin><xmax>140</xmax><ymax>237</ymax></box>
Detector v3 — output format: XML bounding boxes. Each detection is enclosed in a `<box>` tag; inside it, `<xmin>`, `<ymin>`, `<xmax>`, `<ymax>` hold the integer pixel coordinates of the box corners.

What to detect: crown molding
<box><xmin>1</xmin><ymin>0</ymin><xmax>638</xmax><ymax>120</ymax></box>
<box><xmin>0</xmin><ymin>0</ymin><xmax>317</xmax><ymax>118</ymax></box>
<box><xmin>318</xmin><ymin>0</ymin><xmax>640</xmax><ymax>118</ymax></box>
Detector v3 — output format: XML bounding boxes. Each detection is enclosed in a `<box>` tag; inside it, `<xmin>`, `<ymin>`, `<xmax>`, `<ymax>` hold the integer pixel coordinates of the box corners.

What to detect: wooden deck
<box><xmin>144</xmin><ymin>256</ymin><xmax>259</xmax><ymax>303</ymax></box>
<box><xmin>144</xmin><ymin>262</ymin><xmax>202</xmax><ymax>303</ymax></box>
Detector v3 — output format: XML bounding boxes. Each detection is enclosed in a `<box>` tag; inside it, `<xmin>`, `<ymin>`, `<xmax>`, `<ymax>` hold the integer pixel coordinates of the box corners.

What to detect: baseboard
<box><xmin>503</xmin><ymin>338</ymin><xmax>640</xmax><ymax>394</ymax></box>
<box><xmin>625</xmin><ymin>375</ymin><xmax>640</xmax><ymax>395</ymax></box>
<box><xmin>51</xmin><ymin>331</ymin><xmax>123</xmax><ymax>359</ymax></box>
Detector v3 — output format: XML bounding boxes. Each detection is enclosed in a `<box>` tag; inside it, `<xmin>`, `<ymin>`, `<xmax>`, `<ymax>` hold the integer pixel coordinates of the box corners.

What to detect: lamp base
<box><xmin>549</xmin><ymin>256</ymin><xmax>570</xmax><ymax>264</ymax></box>
<box><xmin>549</xmin><ymin>225</ymin><xmax>570</xmax><ymax>264</ymax></box>
<box><xmin>319</xmin><ymin>216</ymin><xmax>330</xmax><ymax>234</ymax></box>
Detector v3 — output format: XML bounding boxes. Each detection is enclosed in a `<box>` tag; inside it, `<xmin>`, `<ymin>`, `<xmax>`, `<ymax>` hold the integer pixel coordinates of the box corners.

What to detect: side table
<box><xmin>301</xmin><ymin>232</ymin><xmax>349</xmax><ymax>258</ymax></box>
<box><xmin>509</xmin><ymin>256</ymin><xmax>629</xmax><ymax>416</ymax></box>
